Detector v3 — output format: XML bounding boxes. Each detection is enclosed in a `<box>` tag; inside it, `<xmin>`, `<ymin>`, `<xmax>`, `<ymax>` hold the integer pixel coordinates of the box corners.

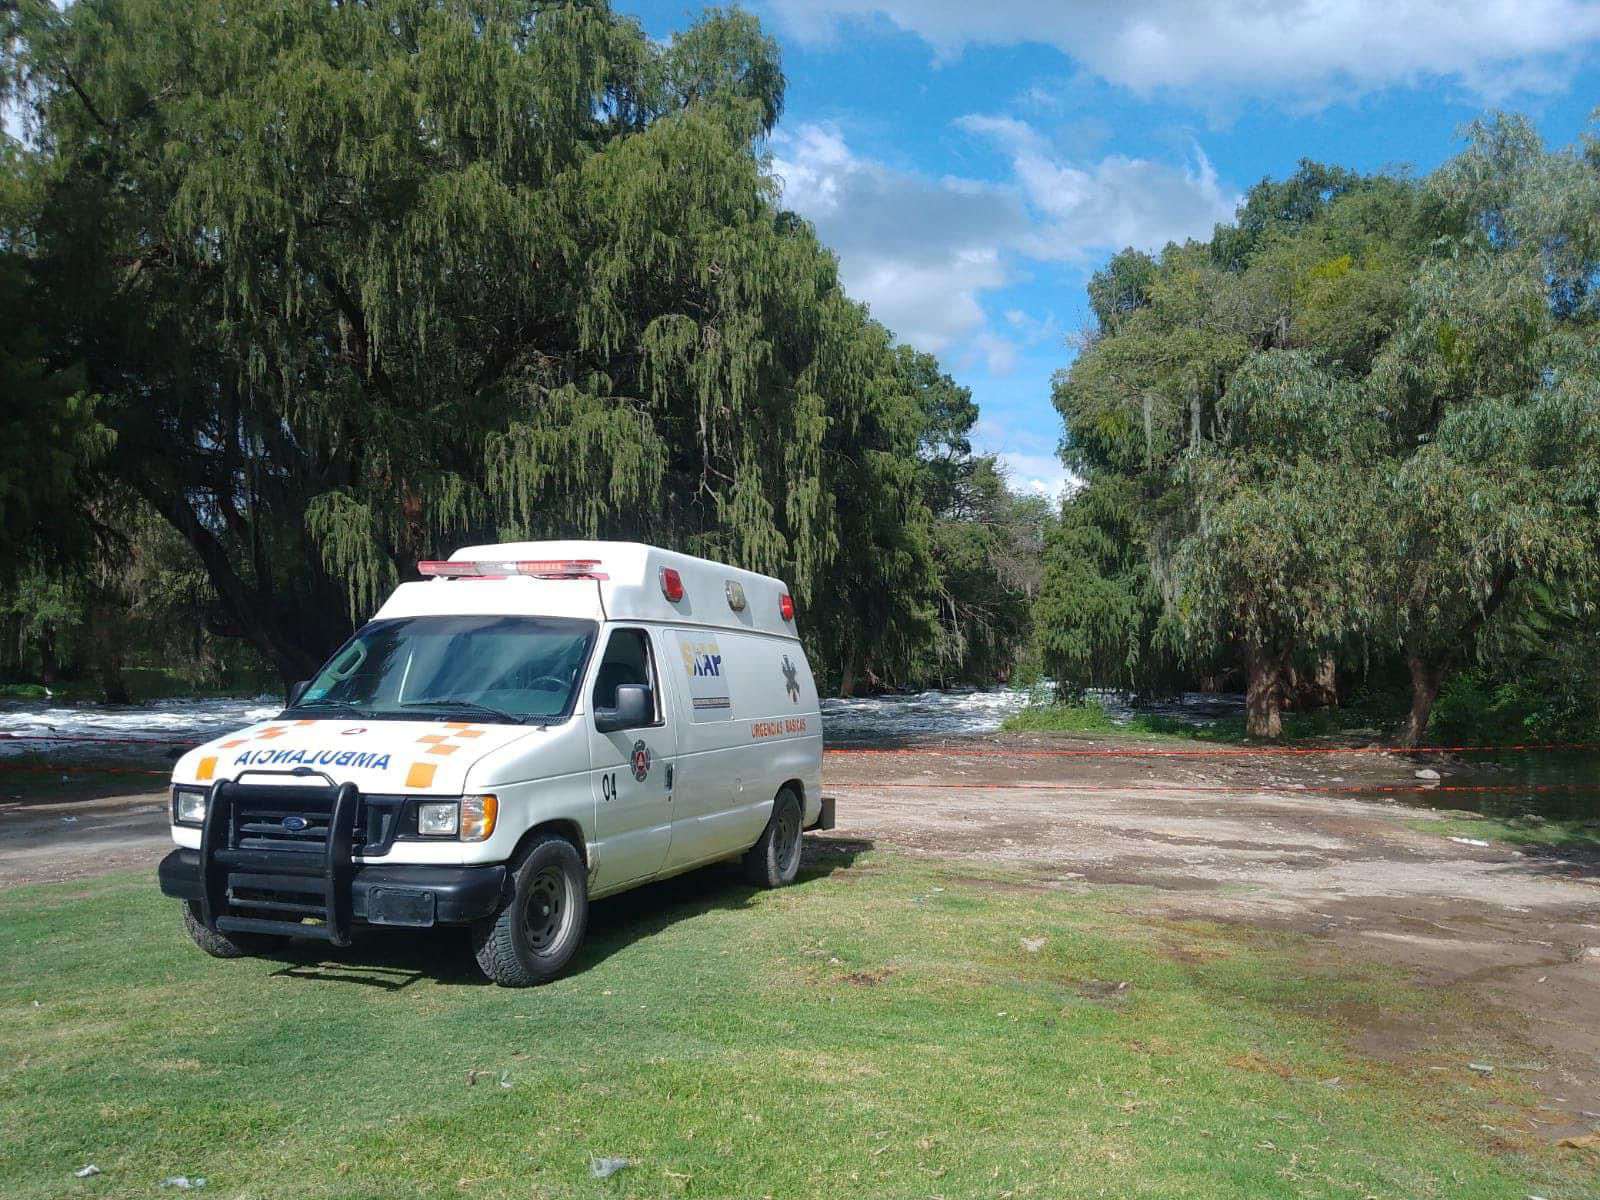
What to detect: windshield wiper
<box><xmin>286</xmin><ymin>698</ymin><xmax>369</xmax><ymax>717</ymax></box>
<box><xmin>400</xmin><ymin>699</ymin><xmax>524</xmax><ymax>724</ymax></box>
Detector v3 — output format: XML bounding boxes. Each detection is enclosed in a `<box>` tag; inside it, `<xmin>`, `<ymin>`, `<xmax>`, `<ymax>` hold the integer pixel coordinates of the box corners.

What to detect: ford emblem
<box><xmin>281</xmin><ymin>815</ymin><xmax>310</xmax><ymax>832</ymax></box>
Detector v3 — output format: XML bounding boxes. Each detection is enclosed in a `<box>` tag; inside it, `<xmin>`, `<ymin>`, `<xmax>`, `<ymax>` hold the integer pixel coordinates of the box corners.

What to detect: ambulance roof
<box><xmin>370</xmin><ymin>540</ymin><xmax>799</xmax><ymax>639</ymax></box>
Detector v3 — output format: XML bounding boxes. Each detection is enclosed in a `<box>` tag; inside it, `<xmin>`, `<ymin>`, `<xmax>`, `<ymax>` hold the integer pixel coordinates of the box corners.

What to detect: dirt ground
<box><xmin>824</xmin><ymin>734</ymin><xmax>1600</xmax><ymax>1138</ymax></box>
<box><xmin>3</xmin><ymin>733</ymin><xmax>1597</xmax><ymax>1135</ymax></box>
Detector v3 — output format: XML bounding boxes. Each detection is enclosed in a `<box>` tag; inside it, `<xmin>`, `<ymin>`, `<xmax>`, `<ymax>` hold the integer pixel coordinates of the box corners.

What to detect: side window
<box><xmin>591</xmin><ymin>628</ymin><xmax>661</xmax><ymax>725</ymax></box>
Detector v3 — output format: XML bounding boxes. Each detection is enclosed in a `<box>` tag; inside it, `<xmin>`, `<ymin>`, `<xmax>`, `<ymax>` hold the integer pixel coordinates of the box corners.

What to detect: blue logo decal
<box><xmin>281</xmin><ymin>815</ymin><xmax>310</xmax><ymax>832</ymax></box>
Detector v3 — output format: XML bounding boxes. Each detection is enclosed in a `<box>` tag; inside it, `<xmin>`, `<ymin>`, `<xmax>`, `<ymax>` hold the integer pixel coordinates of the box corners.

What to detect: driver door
<box><xmin>588</xmin><ymin>627</ymin><xmax>677</xmax><ymax>889</ymax></box>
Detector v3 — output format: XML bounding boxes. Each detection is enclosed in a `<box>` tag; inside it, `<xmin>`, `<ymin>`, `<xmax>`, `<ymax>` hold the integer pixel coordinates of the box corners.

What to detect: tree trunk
<box><xmin>838</xmin><ymin>653</ymin><xmax>856</xmax><ymax>699</ymax></box>
<box><xmin>1398</xmin><ymin>654</ymin><xmax>1445</xmax><ymax>747</ymax></box>
<box><xmin>1313</xmin><ymin>655</ymin><xmax>1337</xmax><ymax>707</ymax></box>
<box><xmin>1285</xmin><ymin>654</ymin><xmax>1338</xmax><ymax>710</ymax></box>
<box><xmin>88</xmin><ymin>599</ymin><xmax>131</xmax><ymax>705</ymax></box>
<box><xmin>1244</xmin><ymin>643</ymin><xmax>1290</xmax><ymax>739</ymax></box>
<box><xmin>39</xmin><ymin>629</ymin><xmax>58</xmax><ymax>685</ymax></box>
<box><xmin>0</xmin><ymin>612</ymin><xmax>19</xmax><ymax>679</ymax></box>
<box><xmin>131</xmin><ymin>476</ymin><xmax>327</xmax><ymax>685</ymax></box>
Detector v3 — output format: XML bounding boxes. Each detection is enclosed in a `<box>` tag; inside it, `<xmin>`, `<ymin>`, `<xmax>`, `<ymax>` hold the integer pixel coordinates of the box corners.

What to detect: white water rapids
<box><xmin>0</xmin><ymin>687</ymin><xmax>1244</xmax><ymax>755</ymax></box>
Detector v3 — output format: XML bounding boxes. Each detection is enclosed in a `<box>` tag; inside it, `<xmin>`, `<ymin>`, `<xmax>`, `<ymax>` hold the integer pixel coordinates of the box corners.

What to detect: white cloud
<box><xmin>959</xmin><ymin>114</ymin><xmax>1239</xmax><ymax>260</ymax></box>
<box><xmin>766</xmin><ymin>0</ymin><xmax>1600</xmax><ymax>108</ymax></box>
<box><xmin>772</xmin><ymin>119</ymin><xmax>1235</xmax><ymax>355</ymax></box>
<box><xmin>1004</xmin><ymin>308</ymin><xmax>1062</xmax><ymax>347</ymax></box>
<box><xmin>965</xmin><ymin>330</ymin><xmax>1020</xmax><ymax>376</ymax></box>
<box><xmin>996</xmin><ymin>451</ymin><xmax>1079</xmax><ymax>500</ymax></box>
<box><xmin>771</xmin><ymin>123</ymin><xmax>1028</xmax><ymax>351</ymax></box>
<box><xmin>972</xmin><ymin>420</ymin><xmax>1081</xmax><ymax>500</ymax></box>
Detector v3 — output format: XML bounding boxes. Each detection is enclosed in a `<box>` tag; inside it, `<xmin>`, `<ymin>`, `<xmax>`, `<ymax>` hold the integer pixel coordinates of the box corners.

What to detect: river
<box><xmin>1</xmin><ymin>689</ymin><xmax>1594</xmax><ymax>820</ymax></box>
<box><xmin>0</xmin><ymin>686</ymin><xmax>1224</xmax><ymax>751</ymax></box>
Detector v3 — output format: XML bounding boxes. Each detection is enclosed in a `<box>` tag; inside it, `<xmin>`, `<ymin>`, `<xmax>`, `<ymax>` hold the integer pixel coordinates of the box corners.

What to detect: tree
<box><xmin>1038</xmin><ymin>116</ymin><xmax>1600</xmax><ymax>744</ymax></box>
<box><xmin>1371</xmin><ymin>115</ymin><xmax>1600</xmax><ymax>742</ymax></box>
<box><xmin>0</xmin><ymin>140</ymin><xmax>110</xmax><ymax>576</ymax></box>
<box><xmin>9</xmin><ymin>0</ymin><xmax>942</xmax><ymax>685</ymax></box>
<box><xmin>1168</xmin><ymin>352</ymin><xmax>1383</xmax><ymax>737</ymax></box>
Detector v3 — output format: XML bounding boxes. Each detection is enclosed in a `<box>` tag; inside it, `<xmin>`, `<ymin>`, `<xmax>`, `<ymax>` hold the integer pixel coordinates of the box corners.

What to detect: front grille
<box><xmin>198</xmin><ymin>779</ymin><xmax>399</xmax><ymax>947</ymax></box>
<box><xmin>228</xmin><ymin>789</ymin><xmax>407</xmax><ymax>856</ymax></box>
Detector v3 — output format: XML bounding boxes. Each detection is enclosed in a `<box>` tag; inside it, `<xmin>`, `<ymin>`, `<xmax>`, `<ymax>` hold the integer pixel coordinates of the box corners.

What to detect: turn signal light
<box><xmin>461</xmin><ymin>794</ymin><xmax>498</xmax><ymax>842</ymax></box>
<box><xmin>780</xmin><ymin>593</ymin><xmax>795</xmax><ymax>621</ymax></box>
<box><xmin>660</xmin><ymin>567</ymin><xmax>685</xmax><ymax>602</ymax></box>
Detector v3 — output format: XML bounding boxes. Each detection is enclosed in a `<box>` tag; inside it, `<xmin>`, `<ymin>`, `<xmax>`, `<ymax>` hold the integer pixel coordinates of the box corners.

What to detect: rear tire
<box><xmin>472</xmin><ymin>834</ymin><xmax>589</xmax><ymax>987</ymax></box>
<box><xmin>181</xmin><ymin>900</ymin><xmax>283</xmax><ymax>959</ymax></box>
<box><xmin>742</xmin><ymin>788</ymin><xmax>803</xmax><ymax>888</ymax></box>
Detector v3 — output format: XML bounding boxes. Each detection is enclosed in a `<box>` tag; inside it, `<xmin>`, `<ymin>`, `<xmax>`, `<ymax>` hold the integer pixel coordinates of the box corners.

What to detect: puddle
<box><xmin>1381</xmin><ymin>750</ymin><xmax>1600</xmax><ymax>822</ymax></box>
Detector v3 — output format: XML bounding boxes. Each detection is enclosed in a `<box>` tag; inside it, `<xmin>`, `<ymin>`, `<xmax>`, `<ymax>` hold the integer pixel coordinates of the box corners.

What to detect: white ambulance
<box><xmin>157</xmin><ymin>542</ymin><xmax>831</xmax><ymax>986</ymax></box>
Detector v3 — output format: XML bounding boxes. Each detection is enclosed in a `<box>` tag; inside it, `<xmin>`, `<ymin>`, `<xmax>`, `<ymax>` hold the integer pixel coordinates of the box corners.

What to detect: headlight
<box><xmin>417</xmin><ymin>802</ymin><xmax>459</xmax><ymax>836</ymax></box>
<box><xmin>460</xmin><ymin>794</ymin><xmax>498</xmax><ymax>843</ymax></box>
<box><xmin>173</xmin><ymin>788</ymin><xmax>208</xmax><ymax>826</ymax></box>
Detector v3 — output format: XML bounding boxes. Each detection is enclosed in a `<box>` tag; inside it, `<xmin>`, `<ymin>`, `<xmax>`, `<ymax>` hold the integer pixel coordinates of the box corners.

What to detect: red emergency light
<box><xmin>417</xmin><ymin>559</ymin><xmax>608</xmax><ymax>580</ymax></box>
<box><xmin>780</xmin><ymin>593</ymin><xmax>795</xmax><ymax>621</ymax></box>
<box><xmin>659</xmin><ymin>567</ymin><xmax>685</xmax><ymax>602</ymax></box>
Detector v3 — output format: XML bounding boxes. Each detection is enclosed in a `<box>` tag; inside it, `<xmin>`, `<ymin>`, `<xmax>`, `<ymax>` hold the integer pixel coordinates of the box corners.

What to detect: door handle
<box><xmin>665</xmin><ymin>764</ymin><xmax>674</xmax><ymax>791</ymax></box>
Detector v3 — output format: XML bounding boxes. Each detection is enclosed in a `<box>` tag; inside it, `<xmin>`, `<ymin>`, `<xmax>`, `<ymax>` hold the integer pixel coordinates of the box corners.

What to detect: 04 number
<box><xmin>600</xmin><ymin>771</ymin><xmax>618</xmax><ymax>801</ymax></box>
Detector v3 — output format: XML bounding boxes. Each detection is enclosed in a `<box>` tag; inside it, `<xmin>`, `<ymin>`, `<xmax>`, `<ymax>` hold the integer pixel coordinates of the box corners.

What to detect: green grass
<box><xmin>1002</xmin><ymin>698</ymin><xmax>1389</xmax><ymax>744</ymax></box>
<box><xmin>1</xmin><ymin>852</ymin><xmax>1589</xmax><ymax>1199</ymax></box>
<box><xmin>0</xmin><ymin>682</ymin><xmax>51</xmax><ymax>700</ymax></box>
<box><xmin>1407</xmin><ymin>813</ymin><xmax>1600</xmax><ymax>853</ymax></box>
<box><xmin>1001</xmin><ymin>700</ymin><xmax>1124</xmax><ymax>733</ymax></box>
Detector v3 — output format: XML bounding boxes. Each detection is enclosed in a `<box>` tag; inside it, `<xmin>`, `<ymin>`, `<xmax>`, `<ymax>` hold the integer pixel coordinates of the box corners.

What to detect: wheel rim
<box><xmin>521</xmin><ymin>865</ymin><xmax>572</xmax><ymax>954</ymax></box>
<box><xmin>775</xmin><ymin>800</ymin><xmax>801</xmax><ymax>875</ymax></box>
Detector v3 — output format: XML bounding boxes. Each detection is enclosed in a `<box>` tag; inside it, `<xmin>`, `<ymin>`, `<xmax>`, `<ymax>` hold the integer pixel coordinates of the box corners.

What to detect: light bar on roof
<box><xmin>417</xmin><ymin>559</ymin><xmax>608</xmax><ymax>580</ymax></box>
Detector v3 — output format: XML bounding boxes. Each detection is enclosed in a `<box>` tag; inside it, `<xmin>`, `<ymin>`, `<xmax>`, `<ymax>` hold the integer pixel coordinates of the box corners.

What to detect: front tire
<box><xmin>742</xmin><ymin>788</ymin><xmax>803</xmax><ymax>888</ymax></box>
<box><xmin>472</xmin><ymin>834</ymin><xmax>589</xmax><ymax>987</ymax></box>
<box><xmin>181</xmin><ymin>900</ymin><xmax>283</xmax><ymax>959</ymax></box>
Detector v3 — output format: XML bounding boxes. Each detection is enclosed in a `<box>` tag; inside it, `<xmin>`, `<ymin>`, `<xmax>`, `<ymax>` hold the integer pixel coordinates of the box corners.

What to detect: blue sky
<box><xmin>620</xmin><ymin>0</ymin><xmax>1600</xmax><ymax>497</ymax></box>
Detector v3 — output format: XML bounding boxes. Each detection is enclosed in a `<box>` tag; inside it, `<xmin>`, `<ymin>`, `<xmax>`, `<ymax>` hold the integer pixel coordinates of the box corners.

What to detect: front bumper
<box><xmin>159</xmin><ymin>848</ymin><xmax>505</xmax><ymax>930</ymax></box>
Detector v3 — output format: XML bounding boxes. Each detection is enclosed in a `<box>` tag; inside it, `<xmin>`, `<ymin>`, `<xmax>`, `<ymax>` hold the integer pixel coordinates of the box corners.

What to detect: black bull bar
<box><xmin>159</xmin><ymin>773</ymin><xmax>504</xmax><ymax>944</ymax></box>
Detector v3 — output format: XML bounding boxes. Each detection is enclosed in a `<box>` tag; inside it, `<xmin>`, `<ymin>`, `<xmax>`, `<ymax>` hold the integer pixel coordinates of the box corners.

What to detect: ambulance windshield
<box><xmin>289</xmin><ymin>615</ymin><xmax>596</xmax><ymax>724</ymax></box>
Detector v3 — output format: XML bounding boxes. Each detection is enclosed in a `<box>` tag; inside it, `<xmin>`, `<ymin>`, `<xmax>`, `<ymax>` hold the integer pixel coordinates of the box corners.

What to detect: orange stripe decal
<box><xmin>426</xmin><ymin>743</ymin><xmax>459</xmax><ymax>757</ymax></box>
<box><xmin>405</xmin><ymin>762</ymin><xmax>437</xmax><ymax>788</ymax></box>
<box><xmin>196</xmin><ymin>756</ymin><xmax>217</xmax><ymax>781</ymax></box>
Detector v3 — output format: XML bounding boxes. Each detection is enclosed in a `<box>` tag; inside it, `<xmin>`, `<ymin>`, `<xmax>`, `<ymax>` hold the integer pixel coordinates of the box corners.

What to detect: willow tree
<box><xmin>0</xmin><ymin>140</ymin><xmax>109</xmax><ymax>576</ymax></box>
<box><xmin>1169</xmin><ymin>352</ymin><xmax>1383</xmax><ymax>737</ymax></box>
<box><xmin>1040</xmin><ymin>119</ymin><xmax>1600</xmax><ymax>741</ymax></box>
<box><xmin>1349</xmin><ymin>115</ymin><xmax>1600</xmax><ymax>742</ymax></box>
<box><xmin>9</xmin><ymin>0</ymin><xmax>940</xmax><ymax>680</ymax></box>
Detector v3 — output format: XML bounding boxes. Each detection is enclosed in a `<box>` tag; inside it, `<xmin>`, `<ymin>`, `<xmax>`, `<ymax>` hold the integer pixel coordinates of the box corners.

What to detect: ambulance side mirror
<box><xmin>595</xmin><ymin>684</ymin><xmax>653</xmax><ymax>733</ymax></box>
<box><xmin>288</xmin><ymin>679</ymin><xmax>310</xmax><ymax>707</ymax></box>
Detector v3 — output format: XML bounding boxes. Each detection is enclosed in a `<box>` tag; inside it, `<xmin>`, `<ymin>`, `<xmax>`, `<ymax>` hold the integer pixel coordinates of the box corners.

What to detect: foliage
<box><xmin>1039</xmin><ymin>116</ymin><xmax>1600</xmax><ymax>741</ymax></box>
<box><xmin>1033</xmin><ymin>475</ymin><xmax>1186</xmax><ymax>696</ymax></box>
<box><xmin>1170</xmin><ymin>352</ymin><xmax>1384</xmax><ymax>659</ymax></box>
<box><xmin>1001</xmin><ymin>698</ymin><xmax>1120</xmax><ymax>733</ymax></box>
<box><xmin>0</xmin><ymin>141</ymin><xmax>110</xmax><ymax>576</ymax></box>
<box><xmin>5</xmin><ymin>0</ymin><xmax>969</xmax><ymax>686</ymax></box>
<box><xmin>922</xmin><ymin>460</ymin><xmax>1046</xmax><ymax>687</ymax></box>
<box><xmin>0</xmin><ymin>505</ymin><xmax>276</xmax><ymax>695</ymax></box>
